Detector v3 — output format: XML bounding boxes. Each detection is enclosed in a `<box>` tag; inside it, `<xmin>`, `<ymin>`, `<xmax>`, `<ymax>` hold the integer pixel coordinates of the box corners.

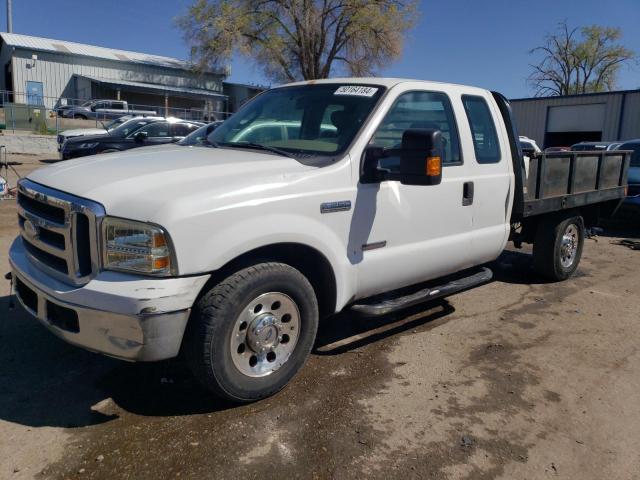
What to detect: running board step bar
<box><xmin>350</xmin><ymin>267</ymin><xmax>493</xmax><ymax>317</ymax></box>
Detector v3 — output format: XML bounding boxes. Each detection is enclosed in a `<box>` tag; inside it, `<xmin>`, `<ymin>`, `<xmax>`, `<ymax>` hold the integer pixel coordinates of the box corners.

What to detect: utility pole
<box><xmin>6</xmin><ymin>0</ymin><xmax>12</xmax><ymax>33</ymax></box>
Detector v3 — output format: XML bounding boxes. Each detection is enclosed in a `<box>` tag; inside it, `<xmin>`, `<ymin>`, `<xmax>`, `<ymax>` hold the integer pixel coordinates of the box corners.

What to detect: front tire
<box><xmin>533</xmin><ymin>214</ymin><xmax>584</xmax><ymax>281</ymax></box>
<box><xmin>185</xmin><ymin>262</ymin><xmax>319</xmax><ymax>402</ymax></box>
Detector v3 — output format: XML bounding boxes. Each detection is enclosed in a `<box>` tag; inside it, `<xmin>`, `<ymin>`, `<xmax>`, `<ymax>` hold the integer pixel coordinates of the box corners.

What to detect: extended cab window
<box><xmin>370</xmin><ymin>91</ymin><xmax>462</xmax><ymax>171</ymax></box>
<box><xmin>462</xmin><ymin>95</ymin><xmax>501</xmax><ymax>164</ymax></box>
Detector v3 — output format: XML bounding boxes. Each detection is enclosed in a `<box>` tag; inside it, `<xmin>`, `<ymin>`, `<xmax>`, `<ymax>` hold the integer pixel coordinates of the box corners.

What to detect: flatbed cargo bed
<box><xmin>518</xmin><ymin>150</ymin><xmax>631</xmax><ymax>218</ymax></box>
<box><xmin>490</xmin><ymin>92</ymin><xmax>631</xmax><ymax>222</ymax></box>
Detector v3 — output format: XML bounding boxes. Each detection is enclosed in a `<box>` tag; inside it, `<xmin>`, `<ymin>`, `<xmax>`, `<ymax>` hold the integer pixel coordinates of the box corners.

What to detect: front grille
<box><xmin>17</xmin><ymin>179</ymin><xmax>105</xmax><ymax>285</ymax></box>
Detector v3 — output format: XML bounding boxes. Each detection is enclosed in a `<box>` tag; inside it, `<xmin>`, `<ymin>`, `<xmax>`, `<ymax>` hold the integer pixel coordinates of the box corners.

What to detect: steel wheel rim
<box><xmin>560</xmin><ymin>224</ymin><xmax>579</xmax><ymax>268</ymax></box>
<box><xmin>230</xmin><ymin>292</ymin><xmax>300</xmax><ymax>378</ymax></box>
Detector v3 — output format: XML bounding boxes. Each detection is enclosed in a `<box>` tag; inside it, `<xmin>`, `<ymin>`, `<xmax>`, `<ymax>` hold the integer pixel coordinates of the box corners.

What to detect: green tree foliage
<box><xmin>178</xmin><ymin>0</ymin><xmax>418</xmax><ymax>82</ymax></box>
<box><xmin>528</xmin><ymin>21</ymin><xmax>636</xmax><ymax>96</ymax></box>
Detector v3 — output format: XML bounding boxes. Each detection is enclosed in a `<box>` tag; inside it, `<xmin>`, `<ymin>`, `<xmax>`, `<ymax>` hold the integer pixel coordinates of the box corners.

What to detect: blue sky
<box><xmin>2</xmin><ymin>0</ymin><xmax>638</xmax><ymax>98</ymax></box>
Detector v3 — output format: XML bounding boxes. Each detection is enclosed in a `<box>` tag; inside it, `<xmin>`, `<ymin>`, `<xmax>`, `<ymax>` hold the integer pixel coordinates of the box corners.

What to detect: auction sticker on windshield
<box><xmin>334</xmin><ymin>86</ymin><xmax>379</xmax><ymax>97</ymax></box>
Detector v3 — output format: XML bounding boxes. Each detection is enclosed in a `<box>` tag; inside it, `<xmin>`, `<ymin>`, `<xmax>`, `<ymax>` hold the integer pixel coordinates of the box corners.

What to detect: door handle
<box><xmin>462</xmin><ymin>181</ymin><xmax>474</xmax><ymax>206</ymax></box>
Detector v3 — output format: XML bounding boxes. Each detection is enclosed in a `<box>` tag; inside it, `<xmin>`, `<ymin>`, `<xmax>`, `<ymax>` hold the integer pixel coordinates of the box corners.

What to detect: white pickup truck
<box><xmin>8</xmin><ymin>78</ymin><xmax>630</xmax><ymax>402</ymax></box>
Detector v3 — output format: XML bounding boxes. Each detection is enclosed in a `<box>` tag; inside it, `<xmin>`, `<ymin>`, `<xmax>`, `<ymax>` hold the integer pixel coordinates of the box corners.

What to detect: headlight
<box><xmin>77</xmin><ymin>142</ymin><xmax>98</xmax><ymax>149</ymax></box>
<box><xmin>102</xmin><ymin>217</ymin><xmax>176</xmax><ymax>276</ymax></box>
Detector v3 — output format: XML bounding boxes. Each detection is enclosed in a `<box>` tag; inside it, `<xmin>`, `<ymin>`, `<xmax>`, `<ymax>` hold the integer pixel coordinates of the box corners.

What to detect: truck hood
<box><xmin>26</xmin><ymin>145</ymin><xmax>316</xmax><ymax>219</ymax></box>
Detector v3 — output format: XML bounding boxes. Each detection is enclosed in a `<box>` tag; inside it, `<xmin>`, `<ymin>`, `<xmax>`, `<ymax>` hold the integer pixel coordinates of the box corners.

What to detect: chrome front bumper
<box><xmin>9</xmin><ymin>238</ymin><xmax>210</xmax><ymax>361</ymax></box>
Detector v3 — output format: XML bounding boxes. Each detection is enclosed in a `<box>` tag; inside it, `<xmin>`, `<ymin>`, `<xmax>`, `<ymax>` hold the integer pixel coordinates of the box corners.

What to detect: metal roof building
<box><xmin>510</xmin><ymin>89</ymin><xmax>640</xmax><ymax>149</ymax></box>
<box><xmin>0</xmin><ymin>32</ymin><xmax>228</xmax><ymax>117</ymax></box>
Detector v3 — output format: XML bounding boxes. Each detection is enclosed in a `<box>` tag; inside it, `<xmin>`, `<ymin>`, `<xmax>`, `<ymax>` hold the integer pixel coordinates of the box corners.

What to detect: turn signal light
<box><xmin>153</xmin><ymin>256</ymin><xmax>170</xmax><ymax>270</ymax></box>
<box><xmin>426</xmin><ymin>156</ymin><xmax>442</xmax><ymax>176</ymax></box>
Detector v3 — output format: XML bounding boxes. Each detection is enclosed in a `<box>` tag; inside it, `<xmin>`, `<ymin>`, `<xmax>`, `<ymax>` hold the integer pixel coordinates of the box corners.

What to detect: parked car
<box><xmin>570</xmin><ymin>141</ymin><xmax>622</xmax><ymax>151</ymax></box>
<box><xmin>545</xmin><ymin>146</ymin><xmax>571</xmax><ymax>153</ymax></box>
<box><xmin>10</xmin><ymin>78</ymin><xmax>630</xmax><ymax>403</ymax></box>
<box><xmin>59</xmin><ymin>100</ymin><xmax>157</xmax><ymax>120</ymax></box>
<box><xmin>60</xmin><ymin>118</ymin><xmax>203</xmax><ymax>159</ymax></box>
<box><xmin>519</xmin><ymin>136</ymin><xmax>541</xmax><ymax>156</ymax></box>
<box><xmin>56</xmin><ymin>115</ymin><xmax>164</xmax><ymax>150</ymax></box>
<box><xmin>615</xmin><ymin>139</ymin><xmax>640</xmax><ymax>219</ymax></box>
<box><xmin>519</xmin><ymin>136</ymin><xmax>541</xmax><ymax>176</ymax></box>
<box><xmin>177</xmin><ymin>121</ymin><xmax>224</xmax><ymax>146</ymax></box>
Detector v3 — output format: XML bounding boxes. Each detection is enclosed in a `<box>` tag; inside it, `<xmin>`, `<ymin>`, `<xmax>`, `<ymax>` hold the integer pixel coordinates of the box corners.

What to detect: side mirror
<box><xmin>360</xmin><ymin>146</ymin><xmax>386</xmax><ymax>183</ymax></box>
<box><xmin>399</xmin><ymin>129</ymin><xmax>443</xmax><ymax>186</ymax></box>
<box><xmin>134</xmin><ymin>131</ymin><xmax>148</xmax><ymax>142</ymax></box>
<box><xmin>171</xmin><ymin>137</ymin><xmax>182</xmax><ymax>143</ymax></box>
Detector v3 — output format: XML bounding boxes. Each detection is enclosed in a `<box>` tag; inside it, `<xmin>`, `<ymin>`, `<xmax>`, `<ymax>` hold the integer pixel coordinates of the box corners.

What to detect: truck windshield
<box><xmin>207</xmin><ymin>84</ymin><xmax>385</xmax><ymax>160</ymax></box>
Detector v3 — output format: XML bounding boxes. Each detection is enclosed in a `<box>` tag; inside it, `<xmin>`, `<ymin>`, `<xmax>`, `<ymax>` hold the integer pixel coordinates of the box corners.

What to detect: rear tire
<box><xmin>533</xmin><ymin>214</ymin><xmax>584</xmax><ymax>281</ymax></box>
<box><xmin>185</xmin><ymin>262</ymin><xmax>319</xmax><ymax>403</ymax></box>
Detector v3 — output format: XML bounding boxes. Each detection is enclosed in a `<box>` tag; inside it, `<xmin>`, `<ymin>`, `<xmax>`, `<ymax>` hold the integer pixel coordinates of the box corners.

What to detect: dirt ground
<box><xmin>1</xmin><ymin>154</ymin><xmax>639</xmax><ymax>480</ymax></box>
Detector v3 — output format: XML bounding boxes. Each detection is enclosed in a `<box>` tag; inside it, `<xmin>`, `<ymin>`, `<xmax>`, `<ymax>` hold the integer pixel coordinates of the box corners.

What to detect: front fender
<box><xmin>175</xmin><ymin>213</ymin><xmax>356</xmax><ymax>312</ymax></box>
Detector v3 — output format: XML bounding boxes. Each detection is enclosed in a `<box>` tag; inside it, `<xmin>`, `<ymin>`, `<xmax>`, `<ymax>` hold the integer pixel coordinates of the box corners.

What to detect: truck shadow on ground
<box><xmin>0</xmin><ymin>251</ymin><xmax>547</xmax><ymax>427</ymax></box>
<box><xmin>597</xmin><ymin>219</ymin><xmax>640</xmax><ymax>240</ymax></box>
<box><xmin>0</xmin><ymin>294</ymin><xmax>121</xmax><ymax>429</ymax></box>
<box><xmin>314</xmin><ymin>300</ymin><xmax>455</xmax><ymax>356</ymax></box>
<box><xmin>0</xmin><ymin>299</ymin><xmax>459</xmax><ymax>427</ymax></box>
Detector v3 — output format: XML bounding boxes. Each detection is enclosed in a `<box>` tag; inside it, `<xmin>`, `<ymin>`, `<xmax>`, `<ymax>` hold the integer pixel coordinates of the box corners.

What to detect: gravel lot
<box><xmin>1</xmin><ymin>154</ymin><xmax>639</xmax><ymax>479</ymax></box>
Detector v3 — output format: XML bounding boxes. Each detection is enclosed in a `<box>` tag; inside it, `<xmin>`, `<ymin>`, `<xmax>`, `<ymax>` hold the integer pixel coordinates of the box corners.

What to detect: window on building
<box><xmin>462</xmin><ymin>95</ymin><xmax>501</xmax><ymax>164</ymax></box>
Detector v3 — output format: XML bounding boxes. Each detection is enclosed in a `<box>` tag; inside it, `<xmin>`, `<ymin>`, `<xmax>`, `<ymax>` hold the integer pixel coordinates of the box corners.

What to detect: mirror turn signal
<box><xmin>426</xmin><ymin>156</ymin><xmax>442</xmax><ymax>177</ymax></box>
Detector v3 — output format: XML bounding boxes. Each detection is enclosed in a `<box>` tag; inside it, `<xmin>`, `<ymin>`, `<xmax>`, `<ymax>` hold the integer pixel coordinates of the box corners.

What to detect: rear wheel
<box><xmin>533</xmin><ymin>214</ymin><xmax>584</xmax><ymax>281</ymax></box>
<box><xmin>185</xmin><ymin>262</ymin><xmax>319</xmax><ymax>402</ymax></box>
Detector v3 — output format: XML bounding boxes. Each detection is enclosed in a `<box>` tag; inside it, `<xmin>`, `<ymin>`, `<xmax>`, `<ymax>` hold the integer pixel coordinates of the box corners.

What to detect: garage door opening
<box><xmin>544</xmin><ymin>131</ymin><xmax>602</xmax><ymax>148</ymax></box>
<box><xmin>544</xmin><ymin>103</ymin><xmax>606</xmax><ymax>149</ymax></box>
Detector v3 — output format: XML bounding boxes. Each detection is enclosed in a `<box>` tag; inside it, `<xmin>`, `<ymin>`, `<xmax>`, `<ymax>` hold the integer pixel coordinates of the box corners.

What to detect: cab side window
<box><xmin>370</xmin><ymin>91</ymin><xmax>462</xmax><ymax>172</ymax></box>
<box><xmin>462</xmin><ymin>95</ymin><xmax>501</xmax><ymax>164</ymax></box>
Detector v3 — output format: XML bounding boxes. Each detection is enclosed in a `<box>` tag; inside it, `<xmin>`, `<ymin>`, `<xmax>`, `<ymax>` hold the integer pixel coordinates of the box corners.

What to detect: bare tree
<box><xmin>528</xmin><ymin>21</ymin><xmax>636</xmax><ymax>96</ymax></box>
<box><xmin>177</xmin><ymin>0</ymin><xmax>418</xmax><ymax>83</ymax></box>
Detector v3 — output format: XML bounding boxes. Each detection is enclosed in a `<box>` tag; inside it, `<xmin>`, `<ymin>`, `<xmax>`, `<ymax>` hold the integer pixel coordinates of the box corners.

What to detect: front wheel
<box><xmin>185</xmin><ymin>262</ymin><xmax>319</xmax><ymax>402</ymax></box>
<box><xmin>533</xmin><ymin>214</ymin><xmax>585</xmax><ymax>281</ymax></box>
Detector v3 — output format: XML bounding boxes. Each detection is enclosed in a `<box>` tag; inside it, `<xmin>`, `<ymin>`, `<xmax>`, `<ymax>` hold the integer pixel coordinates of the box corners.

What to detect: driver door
<box><xmin>354</xmin><ymin>90</ymin><xmax>475</xmax><ymax>298</ymax></box>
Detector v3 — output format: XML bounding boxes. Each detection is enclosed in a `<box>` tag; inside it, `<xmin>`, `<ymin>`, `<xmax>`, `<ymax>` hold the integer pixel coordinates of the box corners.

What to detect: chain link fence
<box><xmin>0</xmin><ymin>90</ymin><xmax>231</xmax><ymax>136</ymax></box>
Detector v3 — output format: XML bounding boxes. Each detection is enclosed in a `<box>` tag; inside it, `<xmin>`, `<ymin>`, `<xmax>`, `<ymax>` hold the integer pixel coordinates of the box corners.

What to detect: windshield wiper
<box><xmin>212</xmin><ymin>141</ymin><xmax>297</xmax><ymax>159</ymax></box>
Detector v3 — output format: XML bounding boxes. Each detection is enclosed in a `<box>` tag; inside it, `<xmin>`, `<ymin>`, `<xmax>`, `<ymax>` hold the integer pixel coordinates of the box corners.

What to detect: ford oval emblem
<box><xmin>23</xmin><ymin>219</ymin><xmax>39</xmax><ymax>238</ymax></box>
